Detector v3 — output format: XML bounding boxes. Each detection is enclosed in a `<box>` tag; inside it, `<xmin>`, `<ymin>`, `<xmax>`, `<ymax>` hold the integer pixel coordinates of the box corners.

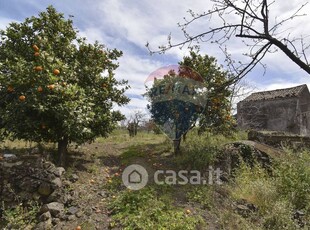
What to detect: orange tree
<box><xmin>145</xmin><ymin>66</ymin><xmax>207</xmax><ymax>154</ymax></box>
<box><xmin>0</xmin><ymin>6</ymin><xmax>129</xmax><ymax>166</ymax></box>
<box><xmin>180</xmin><ymin>51</ymin><xmax>235</xmax><ymax>134</ymax></box>
<box><xmin>146</xmin><ymin>51</ymin><xmax>234</xmax><ymax>153</ymax></box>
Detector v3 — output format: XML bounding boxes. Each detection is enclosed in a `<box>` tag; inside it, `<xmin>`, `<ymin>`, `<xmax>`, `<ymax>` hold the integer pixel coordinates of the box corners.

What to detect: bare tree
<box><xmin>147</xmin><ymin>0</ymin><xmax>310</xmax><ymax>83</ymax></box>
<box><xmin>126</xmin><ymin>110</ymin><xmax>146</xmax><ymax>137</ymax></box>
<box><xmin>230</xmin><ymin>80</ymin><xmax>258</xmax><ymax>114</ymax></box>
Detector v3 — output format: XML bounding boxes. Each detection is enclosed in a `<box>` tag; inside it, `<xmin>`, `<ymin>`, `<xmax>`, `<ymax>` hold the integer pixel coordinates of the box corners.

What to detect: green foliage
<box><xmin>108</xmin><ymin>187</ymin><xmax>203</xmax><ymax>230</ymax></box>
<box><xmin>176</xmin><ymin>130</ymin><xmax>243</xmax><ymax>170</ymax></box>
<box><xmin>145</xmin><ymin>67</ymin><xmax>206</xmax><ymax>140</ymax></box>
<box><xmin>275</xmin><ymin>150</ymin><xmax>310</xmax><ymax>211</ymax></box>
<box><xmin>263</xmin><ymin>200</ymin><xmax>298</xmax><ymax>230</ymax></box>
<box><xmin>0</xmin><ymin>6</ymin><xmax>129</xmax><ymax>146</ymax></box>
<box><xmin>145</xmin><ymin>51</ymin><xmax>235</xmax><ymax>142</ymax></box>
<box><xmin>230</xmin><ymin>155</ymin><xmax>310</xmax><ymax>229</ymax></box>
<box><xmin>180</xmin><ymin>50</ymin><xmax>235</xmax><ymax>134</ymax></box>
<box><xmin>186</xmin><ymin>186</ymin><xmax>213</xmax><ymax>209</ymax></box>
<box><xmin>2</xmin><ymin>201</ymin><xmax>39</xmax><ymax>229</ymax></box>
<box><xmin>231</xmin><ymin>163</ymin><xmax>278</xmax><ymax>214</ymax></box>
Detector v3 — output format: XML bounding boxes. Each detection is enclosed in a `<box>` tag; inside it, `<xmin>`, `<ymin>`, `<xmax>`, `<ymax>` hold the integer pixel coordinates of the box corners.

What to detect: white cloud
<box><xmin>2</xmin><ymin>0</ymin><xmax>310</xmax><ymax>118</ymax></box>
<box><xmin>0</xmin><ymin>17</ymin><xmax>19</xmax><ymax>30</ymax></box>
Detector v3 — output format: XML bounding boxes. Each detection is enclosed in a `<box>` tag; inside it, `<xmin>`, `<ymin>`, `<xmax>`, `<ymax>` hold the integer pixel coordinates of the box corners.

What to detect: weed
<box><xmin>186</xmin><ymin>185</ymin><xmax>214</xmax><ymax>209</ymax></box>
<box><xmin>108</xmin><ymin>186</ymin><xmax>204</xmax><ymax>229</ymax></box>
<box><xmin>1</xmin><ymin>201</ymin><xmax>39</xmax><ymax>229</ymax></box>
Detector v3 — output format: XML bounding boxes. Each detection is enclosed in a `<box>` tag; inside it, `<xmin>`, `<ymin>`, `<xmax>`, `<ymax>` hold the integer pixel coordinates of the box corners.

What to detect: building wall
<box><xmin>299</xmin><ymin>88</ymin><xmax>310</xmax><ymax>135</ymax></box>
<box><xmin>237</xmin><ymin>98</ymin><xmax>300</xmax><ymax>134</ymax></box>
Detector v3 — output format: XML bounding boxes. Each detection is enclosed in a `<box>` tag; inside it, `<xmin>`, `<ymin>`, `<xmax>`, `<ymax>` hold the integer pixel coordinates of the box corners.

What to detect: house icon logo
<box><xmin>122</xmin><ymin>164</ymin><xmax>148</xmax><ymax>190</ymax></box>
<box><xmin>128</xmin><ymin>170</ymin><xmax>142</xmax><ymax>184</ymax></box>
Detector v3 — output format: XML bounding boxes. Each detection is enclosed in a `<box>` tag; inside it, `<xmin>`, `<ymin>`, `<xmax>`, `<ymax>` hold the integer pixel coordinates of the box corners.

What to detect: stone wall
<box><xmin>0</xmin><ymin>153</ymin><xmax>80</xmax><ymax>229</ymax></box>
<box><xmin>237</xmin><ymin>98</ymin><xmax>301</xmax><ymax>134</ymax></box>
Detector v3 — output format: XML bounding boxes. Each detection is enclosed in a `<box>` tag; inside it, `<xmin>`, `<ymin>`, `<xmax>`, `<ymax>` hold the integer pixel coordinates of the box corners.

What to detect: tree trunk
<box><xmin>173</xmin><ymin>139</ymin><xmax>181</xmax><ymax>155</ymax></box>
<box><xmin>183</xmin><ymin>132</ymin><xmax>187</xmax><ymax>142</ymax></box>
<box><xmin>58</xmin><ymin>136</ymin><xmax>68</xmax><ymax>167</ymax></box>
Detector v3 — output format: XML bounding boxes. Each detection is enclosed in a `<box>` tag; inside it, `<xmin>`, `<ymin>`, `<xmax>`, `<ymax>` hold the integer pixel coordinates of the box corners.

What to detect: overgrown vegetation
<box><xmin>1</xmin><ymin>129</ymin><xmax>310</xmax><ymax>229</ymax></box>
<box><xmin>1</xmin><ymin>201</ymin><xmax>40</xmax><ymax>229</ymax></box>
<box><xmin>176</xmin><ymin>129</ymin><xmax>247</xmax><ymax>170</ymax></box>
<box><xmin>108</xmin><ymin>187</ymin><xmax>204</xmax><ymax>230</ymax></box>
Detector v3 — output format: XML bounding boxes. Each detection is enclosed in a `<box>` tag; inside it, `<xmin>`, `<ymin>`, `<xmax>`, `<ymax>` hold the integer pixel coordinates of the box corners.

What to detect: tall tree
<box><xmin>0</xmin><ymin>6</ymin><xmax>129</xmax><ymax>166</ymax></box>
<box><xmin>147</xmin><ymin>0</ymin><xmax>310</xmax><ymax>82</ymax></box>
<box><xmin>146</xmin><ymin>51</ymin><xmax>234</xmax><ymax>154</ymax></box>
<box><xmin>180</xmin><ymin>51</ymin><xmax>234</xmax><ymax>134</ymax></box>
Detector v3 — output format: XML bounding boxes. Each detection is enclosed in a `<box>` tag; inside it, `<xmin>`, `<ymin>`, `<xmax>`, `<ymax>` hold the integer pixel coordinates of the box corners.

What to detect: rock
<box><xmin>3</xmin><ymin>153</ymin><xmax>17</xmax><ymax>160</ymax></box>
<box><xmin>236</xmin><ymin>204</ymin><xmax>249</xmax><ymax>210</ymax></box>
<box><xmin>39</xmin><ymin>211</ymin><xmax>52</xmax><ymax>221</ymax></box>
<box><xmin>24</xmin><ymin>224</ymin><xmax>34</xmax><ymax>230</ymax></box>
<box><xmin>295</xmin><ymin>210</ymin><xmax>305</xmax><ymax>217</ymax></box>
<box><xmin>52</xmin><ymin>218</ymin><xmax>61</xmax><ymax>225</ymax></box>
<box><xmin>98</xmin><ymin>191</ymin><xmax>107</xmax><ymax>198</ymax></box>
<box><xmin>43</xmin><ymin>161</ymin><xmax>54</xmax><ymax>170</ymax></box>
<box><xmin>18</xmin><ymin>191</ymin><xmax>33</xmax><ymax>201</ymax></box>
<box><xmin>247</xmin><ymin>203</ymin><xmax>258</xmax><ymax>212</ymax></box>
<box><xmin>38</xmin><ymin>183</ymin><xmax>53</xmax><ymax>196</ymax></box>
<box><xmin>66</xmin><ymin>194</ymin><xmax>74</xmax><ymax>204</ymax></box>
<box><xmin>41</xmin><ymin>202</ymin><xmax>64</xmax><ymax>218</ymax></box>
<box><xmin>235</xmin><ymin>200</ymin><xmax>257</xmax><ymax>218</ymax></box>
<box><xmin>47</xmin><ymin>166</ymin><xmax>65</xmax><ymax>177</ymax></box>
<box><xmin>69</xmin><ymin>174</ymin><xmax>79</xmax><ymax>182</ymax></box>
<box><xmin>32</xmin><ymin>192</ymin><xmax>41</xmax><ymax>201</ymax></box>
<box><xmin>51</xmin><ymin>178</ymin><xmax>62</xmax><ymax>188</ymax></box>
<box><xmin>3</xmin><ymin>161</ymin><xmax>23</xmax><ymax>168</ymax></box>
<box><xmin>67</xmin><ymin>214</ymin><xmax>76</xmax><ymax>221</ymax></box>
<box><xmin>67</xmin><ymin>206</ymin><xmax>79</xmax><ymax>215</ymax></box>
<box><xmin>31</xmin><ymin>147</ymin><xmax>40</xmax><ymax>154</ymax></box>
<box><xmin>54</xmin><ymin>167</ymin><xmax>65</xmax><ymax>177</ymax></box>
<box><xmin>46</xmin><ymin>189</ymin><xmax>68</xmax><ymax>204</ymax></box>
<box><xmin>34</xmin><ymin>218</ymin><xmax>52</xmax><ymax>230</ymax></box>
<box><xmin>76</xmin><ymin>210</ymin><xmax>83</xmax><ymax>218</ymax></box>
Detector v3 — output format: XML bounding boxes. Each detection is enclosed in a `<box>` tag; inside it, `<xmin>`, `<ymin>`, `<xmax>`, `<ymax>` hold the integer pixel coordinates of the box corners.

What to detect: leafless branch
<box><xmin>146</xmin><ymin>0</ymin><xmax>310</xmax><ymax>83</ymax></box>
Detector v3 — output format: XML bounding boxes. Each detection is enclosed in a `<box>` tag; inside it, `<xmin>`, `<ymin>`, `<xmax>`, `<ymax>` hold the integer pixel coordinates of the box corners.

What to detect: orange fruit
<box><xmin>7</xmin><ymin>86</ymin><xmax>14</xmax><ymax>92</ymax></box>
<box><xmin>34</xmin><ymin>52</ymin><xmax>40</xmax><ymax>57</ymax></box>
<box><xmin>32</xmin><ymin>44</ymin><xmax>39</xmax><ymax>51</ymax></box>
<box><xmin>37</xmin><ymin>86</ymin><xmax>43</xmax><ymax>92</ymax></box>
<box><xmin>53</xmin><ymin>69</ymin><xmax>60</xmax><ymax>75</ymax></box>
<box><xmin>19</xmin><ymin>95</ymin><xmax>26</xmax><ymax>101</ymax></box>
<box><xmin>75</xmin><ymin>226</ymin><xmax>81</xmax><ymax>230</ymax></box>
<box><xmin>34</xmin><ymin>66</ymin><xmax>43</xmax><ymax>71</ymax></box>
<box><xmin>48</xmin><ymin>84</ymin><xmax>55</xmax><ymax>90</ymax></box>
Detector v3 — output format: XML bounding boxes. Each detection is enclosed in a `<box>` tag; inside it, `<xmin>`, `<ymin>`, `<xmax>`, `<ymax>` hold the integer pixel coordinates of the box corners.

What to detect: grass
<box><xmin>1</xmin><ymin>201</ymin><xmax>39</xmax><ymax>229</ymax></box>
<box><xmin>107</xmin><ymin>186</ymin><xmax>205</xmax><ymax>230</ymax></box>
<box><xmin>176</xmin><ymin>129</ymin><xmax>247</xmax><ymax>170</ymax></box>
<box><xmin>96</xmin><ymin>128</ymin><xmax>166</xmax><ymax>145</ymax></box>
<box><xmin>2</xmin><ymin>128</ymin><xmax>310</xmax><ymax>229</ymax></box>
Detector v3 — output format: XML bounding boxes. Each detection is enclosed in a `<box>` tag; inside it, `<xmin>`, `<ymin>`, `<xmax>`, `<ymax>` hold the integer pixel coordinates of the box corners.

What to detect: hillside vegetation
<box><xmin>1</xmin><ymin>129</ymin><xmax>310</xmax><ymax>229</ymax></box>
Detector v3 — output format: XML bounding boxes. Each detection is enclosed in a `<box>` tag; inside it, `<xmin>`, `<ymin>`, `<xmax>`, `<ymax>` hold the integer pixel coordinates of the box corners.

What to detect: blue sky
<box><xmin>1</xmin><ymin>0</ymin><xmax>310</xmax><ymax>117</ymax></box>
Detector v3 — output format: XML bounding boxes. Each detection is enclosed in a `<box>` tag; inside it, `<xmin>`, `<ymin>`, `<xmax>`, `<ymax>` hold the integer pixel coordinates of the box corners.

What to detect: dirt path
<box><xmin>55</xmin><ymin>135</ymin><xmax>169</xmax><ymax>229</ymax></box>
<box><xmin>52</xmin><ymin>142</ymin><xmax>124</xmax><ymax>229</ymax></box>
